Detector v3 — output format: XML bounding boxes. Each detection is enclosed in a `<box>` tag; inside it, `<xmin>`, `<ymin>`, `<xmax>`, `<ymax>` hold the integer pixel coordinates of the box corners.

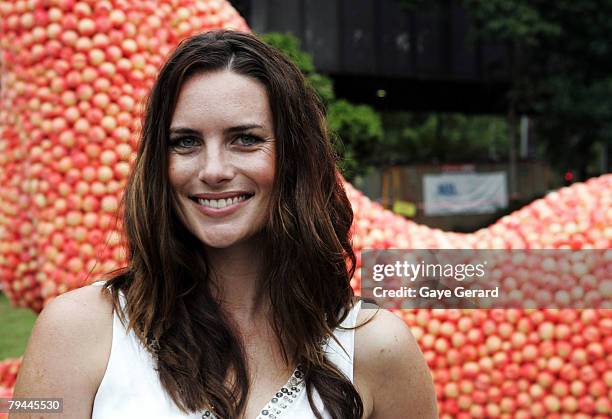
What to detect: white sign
<box><xmin>423</xmin><ymin>172</ymin><xmax>508</xmax><ymax>215</ymax></box>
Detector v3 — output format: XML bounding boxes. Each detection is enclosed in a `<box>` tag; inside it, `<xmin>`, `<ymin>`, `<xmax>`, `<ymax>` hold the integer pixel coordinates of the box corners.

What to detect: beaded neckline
<box><xmin>200</xmin><ymin>335</ymin><xmax>331</xmax><ymax>419</ymax></box>
<box><xmin>142</xmin><ymin>310</ymin><xmax>336</xmax><ymax>418</ymax></box>
<box><xmin>200</xmin><ymin>364</ymin><xmax>305</xmax><ymax>419</ymax></box>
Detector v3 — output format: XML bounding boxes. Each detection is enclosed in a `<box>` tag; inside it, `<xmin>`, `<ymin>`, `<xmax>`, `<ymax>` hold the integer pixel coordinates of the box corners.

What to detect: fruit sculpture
<box><xmin>0</xmin><ymin>357</ymin><xmax>20</xmax><ymax>391</ymax></box>
<box><xmin>0</xmin><ymin>0</ymin><xmax>248</xmax><ymax>312</ymax></box>
<box><xmin>0</xmin><ymin>1</ymin><xmax>610</xmax><ymax>417</ymax></box>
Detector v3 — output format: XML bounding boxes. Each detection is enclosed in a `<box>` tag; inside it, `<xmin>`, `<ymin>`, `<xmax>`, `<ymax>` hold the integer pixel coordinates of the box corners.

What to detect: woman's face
<box><xmin>168</xmin><ymin>70</ymin><xmax>276</xmax><ymax>249</ymax></box>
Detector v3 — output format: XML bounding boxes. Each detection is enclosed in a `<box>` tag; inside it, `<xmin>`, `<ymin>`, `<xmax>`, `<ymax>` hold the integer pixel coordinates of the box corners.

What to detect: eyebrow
<box><xmin>169</xmin><ymin>124</ymin><xmax>265</xmax><ymax>136</ymax></box>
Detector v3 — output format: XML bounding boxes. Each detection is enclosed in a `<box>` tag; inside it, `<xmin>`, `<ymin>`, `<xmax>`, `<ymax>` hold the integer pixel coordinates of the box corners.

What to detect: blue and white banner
<box><xmin>423</xmin><ymin>172</ymin><xmax>508</xmax><ymax>215</ymax></box>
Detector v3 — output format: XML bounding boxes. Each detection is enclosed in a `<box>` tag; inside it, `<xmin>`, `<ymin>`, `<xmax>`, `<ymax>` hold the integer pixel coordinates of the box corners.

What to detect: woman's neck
<box><xmin>205</xmin><ymin>236</ymin><xmax>270</xmax><ymax>322</ymax></box>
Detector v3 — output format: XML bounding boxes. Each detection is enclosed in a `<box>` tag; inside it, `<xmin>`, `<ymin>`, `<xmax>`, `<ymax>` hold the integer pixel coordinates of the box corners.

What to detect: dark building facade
<box><xmin>231</xmin><ymin>0</ymin><xmax>512</xmax><ymax>113</ymax></box>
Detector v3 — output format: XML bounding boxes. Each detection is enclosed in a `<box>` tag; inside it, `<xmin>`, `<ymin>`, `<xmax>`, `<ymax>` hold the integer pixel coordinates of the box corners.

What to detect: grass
<box><xmin>0</xmin><ymin>293</ymin><xmax>37</xmax><ymax>360</ymax></box>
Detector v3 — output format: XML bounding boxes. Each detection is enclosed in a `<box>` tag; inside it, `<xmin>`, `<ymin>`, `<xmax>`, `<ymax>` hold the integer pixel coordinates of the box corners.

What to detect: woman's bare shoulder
<box><xmin>46</xmin><ymin>281</ymin><xmax>115</xmax><ymax>316</ymax></box>
<box><xmin>11</xmin><ymin>283</ymin><xmax>114</xmax><ymax>416</ymax></box>
<box><xmin>354</xmin><ymin>307</ymin><xmax>439</xmax><ymax>419</ymax></box>
<box><xmin>33</xmin><ymin>283</ymin><xmax>115</xmax><ymax>343</ymax></box>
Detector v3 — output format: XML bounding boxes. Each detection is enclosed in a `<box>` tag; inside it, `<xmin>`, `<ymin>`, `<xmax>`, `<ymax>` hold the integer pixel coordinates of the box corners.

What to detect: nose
<box><xmin>197</xmin><ymin>140</ymin><xmax>234</xmax><ymax>185</ymax></box>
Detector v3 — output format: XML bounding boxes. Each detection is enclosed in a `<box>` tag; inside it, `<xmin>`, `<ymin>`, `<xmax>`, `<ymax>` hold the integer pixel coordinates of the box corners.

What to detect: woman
<box><xmin>13</xmin><ymin>30</ymin><xmax>437</xmax><ymax>419</ymax></box>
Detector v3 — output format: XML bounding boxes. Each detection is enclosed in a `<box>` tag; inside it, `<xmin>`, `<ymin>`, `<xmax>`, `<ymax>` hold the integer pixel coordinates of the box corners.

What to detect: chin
<box><xmin>197</xmin><ymin>230</ymin><xmax>261</xmax><ymax>250</ymax></box>
<box><xmin>201</xmin><ymin>239</ymin><xmax>237</xmax><ymax>249</ymax></box>
<box><xmin>196</xmin><ymin>234</ymin><xmax>237</xmax><ymax>249</ymax></box>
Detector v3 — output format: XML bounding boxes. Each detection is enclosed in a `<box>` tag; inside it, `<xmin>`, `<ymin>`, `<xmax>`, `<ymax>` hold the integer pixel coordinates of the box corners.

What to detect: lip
<box><xmin>190</xmin><ymin>191</ymin><xmax>254</xmax><ymax>200</ymax></box>
<box><xmin>189</xmin><ymin>194</ymin><xmax>253</xmax><ymax>218</ymax></box>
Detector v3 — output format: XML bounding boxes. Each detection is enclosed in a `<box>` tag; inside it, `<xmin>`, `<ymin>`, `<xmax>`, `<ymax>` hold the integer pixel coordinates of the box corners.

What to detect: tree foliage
<box><xmin>374</xmin><ymin>113</ymin><xmax>508</xmax><ymax>165</ymax></box>
<box><xmin>260</xmin><ymin>32</ymin><xmax>383</xmax><ymax>180</ymax></box>
<box><xmin>398</xmin><ymin>0</ymin><xmax>612</xmax><ymax>179</ymax></box>
<box><xmin>465</xmin><ymin>0</ymin><xmax>612</xmax><ymax>179</ymax></box>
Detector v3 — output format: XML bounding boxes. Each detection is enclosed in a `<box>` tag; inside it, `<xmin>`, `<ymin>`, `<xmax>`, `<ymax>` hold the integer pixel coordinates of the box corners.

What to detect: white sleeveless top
<box><xmin>89</xmin><ymin>281</ymin><xmax>362</xmax><ymax>419</ymax></box>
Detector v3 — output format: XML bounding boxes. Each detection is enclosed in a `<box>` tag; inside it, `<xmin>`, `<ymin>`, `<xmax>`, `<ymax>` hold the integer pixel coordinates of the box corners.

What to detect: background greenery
<box><xmin>265</xmin><ymin>0</ymin><xmax>612</xmax><ymax>182</ymax></box>
<box><xmin>261</xmin><ymin>32</ymin><xmax>383</xmax><ymax>180</ymax></box>
<box><xmin>399</xmin><ymin>0</ymin><xmax>612</xmax><ymax>180</ymax></box>
<box><xmin>261</xmin><ymin>32</ymin><xmax>513</xmax><ymax>180</ymax></box>
<box><xmin>0</xmin><ymin>293</ymin><xmax>36</xmax><ymax>360</ymax></box>
<box><xmin>373</xmin><ymin>113</ymin><xmax>509</xmax><ymax>165</ymax></box>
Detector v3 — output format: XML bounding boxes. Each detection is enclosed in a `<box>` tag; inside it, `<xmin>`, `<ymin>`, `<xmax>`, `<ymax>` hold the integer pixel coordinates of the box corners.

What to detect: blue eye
<box><xmin>236</xmin><ymin>134</ymin><xmax>263</xmax><ymax>146</ymax></box>
<box><xmin>170</xmin><ymin>136</ymin><xmax>199</xmax><ymax>149</ymax></box>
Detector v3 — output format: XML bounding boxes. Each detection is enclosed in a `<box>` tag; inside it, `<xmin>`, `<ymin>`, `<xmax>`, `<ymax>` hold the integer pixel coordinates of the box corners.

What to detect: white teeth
<box><xmin>196</xmin><ymin>194</ymin><xmax>250</xmax><ymax>209</ymax></box>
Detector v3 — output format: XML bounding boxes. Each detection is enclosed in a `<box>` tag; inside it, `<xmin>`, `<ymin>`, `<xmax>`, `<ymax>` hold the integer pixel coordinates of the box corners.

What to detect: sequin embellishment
<box><xmin>199</xmin><ymin>330</ymin><xmax>332</xmax><ymax>418</ymax></box>
<box><xmin>200</xmin><ymin>364</ymin><xmax>306</xmax><ymax>419</ymax></box>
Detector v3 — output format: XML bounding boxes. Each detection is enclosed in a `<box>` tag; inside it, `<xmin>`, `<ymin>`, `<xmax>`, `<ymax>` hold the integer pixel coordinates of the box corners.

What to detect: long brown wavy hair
<box><xmin>102</xmin><ymin>30</ymin><xmax>366</xmax><ymax>419</ymax></box>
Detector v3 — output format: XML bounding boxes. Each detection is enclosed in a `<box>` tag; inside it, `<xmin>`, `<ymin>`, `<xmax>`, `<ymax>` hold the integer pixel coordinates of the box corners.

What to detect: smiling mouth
<box><xmin>189</xmin><ymin>193</ymin><xmax>254</xmax><ymax>209</ymax></box>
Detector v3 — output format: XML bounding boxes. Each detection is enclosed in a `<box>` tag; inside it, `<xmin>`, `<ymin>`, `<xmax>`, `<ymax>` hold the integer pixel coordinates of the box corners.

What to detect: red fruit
<box><xmin>0</xmin><ymin>0</ymin><xmax>248</xmax><ymax>311</ymax></box>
